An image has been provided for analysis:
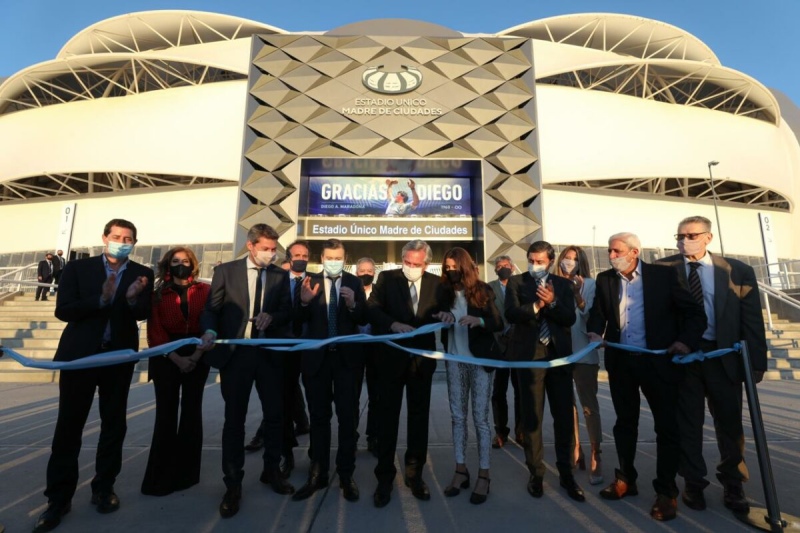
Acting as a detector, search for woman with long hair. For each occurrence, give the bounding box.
[141,246,211,496]
[438,247,503,504]
[555,245,604,485]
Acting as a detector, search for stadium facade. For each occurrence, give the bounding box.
[1,10,798,277]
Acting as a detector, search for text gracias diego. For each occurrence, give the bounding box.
[341,97,443,116]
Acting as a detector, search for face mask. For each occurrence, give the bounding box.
[290,259,308,273]
[528,263,548,280]
[323,260,344,277]
[610,253,633,273]
[677,238,705,257]
[445,270,462,284]
[254,250,274,267]
[358,274,374,287]
[169,264,192,280]
[403,264,424,282]
[496,267,512,281]
[560,259,577,274]
[107,242,133,259]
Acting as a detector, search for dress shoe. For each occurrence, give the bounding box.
[682,485,707,511]
[340,475,360,502]
[279,452,295,479]
[219,486,241,518]
[373,482,392,508]
[560,475,586,502]
[366,437,379,458]
[32,501,71,533]
[527,475,543,498]
[723,483,750,514]
[491,434,507,449]
[599,478,638,500]
[260,469,295,495]
[470,476,491,505]
[244,433,264,452]
[650,494,678,521]
[404,476,430,501]
[515,432,525,445]
[90,490,120,514]
[292,474,329,501]
[444,469,471,497]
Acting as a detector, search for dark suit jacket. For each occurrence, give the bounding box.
[367,269,443,376]
[587,261,707,382]
[54,255,153,361]
[657,253,767,380]
[440,282,504,360]
[300,271,367,376]
[53,256,65,274]
[200,258,291,369]
[37,260,54,282]
[505,273,576,361]
[489,279,513,353]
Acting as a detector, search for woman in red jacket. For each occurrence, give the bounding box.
[141,246,211,496]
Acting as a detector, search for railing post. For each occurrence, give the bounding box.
[763,293,774,332]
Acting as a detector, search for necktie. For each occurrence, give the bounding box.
[328,277,339,347]
[48,261,53,274]
[688,262,704,306]
[538,278,551,345]
[292,276,303,337]
[251,267,265,339]
[410,282,418,315]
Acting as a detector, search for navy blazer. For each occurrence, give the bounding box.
[505,272,576,361]
[657,253,767,380]
[200,258,291,369]
[54,255,153,361]
[299,271,367,376]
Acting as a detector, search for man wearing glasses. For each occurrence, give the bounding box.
[657,216,767,515]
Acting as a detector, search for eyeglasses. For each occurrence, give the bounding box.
[674,232,708,241]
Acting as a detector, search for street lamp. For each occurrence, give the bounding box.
[707,160,725,256]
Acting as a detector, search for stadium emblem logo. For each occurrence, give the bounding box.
[362,65,422,94]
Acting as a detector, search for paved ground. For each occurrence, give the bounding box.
[1,378,799,533]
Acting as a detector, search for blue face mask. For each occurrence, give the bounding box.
[528,263,548,280]
[107,241,133,259]
[323,260,344,278]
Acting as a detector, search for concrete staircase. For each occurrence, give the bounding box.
[2,292,800,382]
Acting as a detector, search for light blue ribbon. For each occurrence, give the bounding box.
[0,321,739,371]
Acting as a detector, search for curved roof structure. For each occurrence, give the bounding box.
[500,13,719,64]
[58,10,286,57]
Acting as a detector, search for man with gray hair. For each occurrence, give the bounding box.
[588,231,706,521]
[367,239,449,507]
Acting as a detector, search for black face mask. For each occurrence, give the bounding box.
[169,264,192,280]
[445,270,462,284]
[358,274,374,287]
[496,267,512,280]
[291,259,308,273]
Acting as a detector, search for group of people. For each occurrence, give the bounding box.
[35,250,66,301]
[31,215,766,532]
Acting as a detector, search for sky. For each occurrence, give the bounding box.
[0,0,798,105]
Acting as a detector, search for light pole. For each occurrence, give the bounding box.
[707,160,725,256]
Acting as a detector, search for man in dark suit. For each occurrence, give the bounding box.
[657,215,767,514]
[488,255,521,448]
[53,250,66,290]
[34,219,153,533]
[36,253,55,301]
[588,232,706,522]
[505,241,583,502]
[199,223,294,518]
[291,239,367,502]
[367,239,447,508]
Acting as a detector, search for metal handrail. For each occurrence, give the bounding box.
[0,263,37,280]
[758,281,800,332]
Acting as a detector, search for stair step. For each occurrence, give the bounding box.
[767,348,800,358]
[768,359,800,369]
[0,320,66,330]
[0,328,65,339]
[763,370,800,380]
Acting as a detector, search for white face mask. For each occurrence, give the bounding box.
[323,260,344,277]
[402,264,424,282]
[610,253,633,273]
[560,259,577,275]
[528,263,548,280]
[254,250,275,267]
[678,238,705,257]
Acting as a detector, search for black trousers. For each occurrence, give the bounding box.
[374,354,434,483]
[219,348,284,489]
[607,353,680,498]
[141,356,210,495]
[36,276,53,300]
[516,342,574,478]
[304,350,362,476]
[356,346,379,440]
[281,353,305,454]
[45,362,135,503]
[678,355,748,487]
[491,367,521,438]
